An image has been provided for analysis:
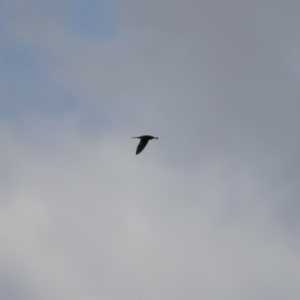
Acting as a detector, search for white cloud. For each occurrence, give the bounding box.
[0,116,299,299]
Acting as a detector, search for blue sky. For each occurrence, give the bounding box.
[0,0,117,121]
[1,0,300,299]
[41,0,118,39]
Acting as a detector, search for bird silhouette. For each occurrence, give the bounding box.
[132,135,158,154]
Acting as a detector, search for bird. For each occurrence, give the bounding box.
[132,135,158,155]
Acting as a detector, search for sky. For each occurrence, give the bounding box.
[1,0,300,299]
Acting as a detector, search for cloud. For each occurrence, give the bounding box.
[0,115,299,299]
[1,0,300,299]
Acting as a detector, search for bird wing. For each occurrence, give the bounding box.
[136,139,149,154]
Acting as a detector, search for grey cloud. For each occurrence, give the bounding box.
[51,0,300,221]
[1,1,300,299]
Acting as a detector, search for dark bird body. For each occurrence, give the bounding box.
[132,135,158,154]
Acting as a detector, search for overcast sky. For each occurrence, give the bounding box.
[1,0,300,299]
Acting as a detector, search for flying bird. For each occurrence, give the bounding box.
[132,135,158,155]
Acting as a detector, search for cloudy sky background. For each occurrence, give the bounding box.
[1,0,300,299]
